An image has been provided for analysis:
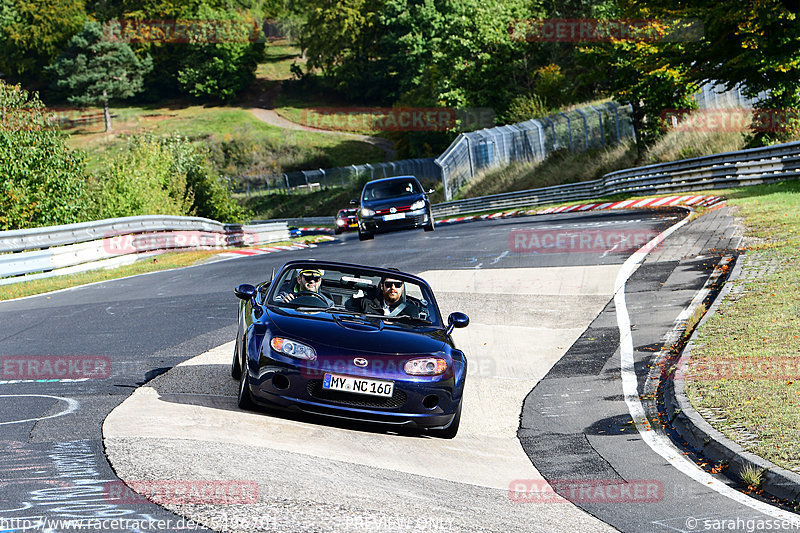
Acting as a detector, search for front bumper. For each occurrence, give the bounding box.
[359,209,429,233]
[246,358,460,429]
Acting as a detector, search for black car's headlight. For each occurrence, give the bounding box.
[404,357,447,376]
[360,208,375,217]
[270,337,317,361]
[410,200,426,210]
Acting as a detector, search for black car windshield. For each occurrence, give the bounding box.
[363,179,421,201]
[268,264,442,326]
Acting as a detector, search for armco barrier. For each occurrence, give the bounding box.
[432,139,800,217]
[0,216,288,286]
[4,139,800,284]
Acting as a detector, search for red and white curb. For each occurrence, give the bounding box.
[436,195,724,226]
[297,227,335,234]
[215,237,335,259]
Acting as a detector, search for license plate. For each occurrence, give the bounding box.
[383,213,405,221]
[323,373,394,397]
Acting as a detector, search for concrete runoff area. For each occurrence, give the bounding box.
[103,266,622,532]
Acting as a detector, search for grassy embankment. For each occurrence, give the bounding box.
[63,40,385,180]
[684,181,800,477]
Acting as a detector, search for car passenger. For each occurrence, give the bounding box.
[354,276,420,317]
[276,268,334,305]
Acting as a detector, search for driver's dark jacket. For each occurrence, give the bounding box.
[351,293,420,317]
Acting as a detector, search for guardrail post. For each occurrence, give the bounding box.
[559,112,573,152]
[576,109,589,150]
[320,168,326,188]
[283,173,290,194]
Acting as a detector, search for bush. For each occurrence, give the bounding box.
[0,80,89,230]
[90,134,246,222]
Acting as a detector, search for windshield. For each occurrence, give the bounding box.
[267,264,442,326]
[362,179,421,201]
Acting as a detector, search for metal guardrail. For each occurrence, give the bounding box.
[431,140,800,217]
[5,139,800,284]
[0,216,288,285]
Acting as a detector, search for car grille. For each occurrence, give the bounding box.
[307,380,407,409]
[375,205,411,215]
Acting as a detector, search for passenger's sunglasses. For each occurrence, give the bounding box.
[383,281,404,289]
[302,274,321,282]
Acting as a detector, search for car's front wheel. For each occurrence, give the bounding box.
[428,400,461,439]
[230,335,242,380]
[237,347,256,410]
[358,230,374,241]
[424,210,435,232]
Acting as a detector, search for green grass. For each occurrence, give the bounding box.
[257,41,305,81]
[684,181,800,474]
[64,104,386,177]
[0,235,331,302]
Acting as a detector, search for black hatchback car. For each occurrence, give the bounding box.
[353,176,435,240]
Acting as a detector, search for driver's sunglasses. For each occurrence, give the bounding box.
[302,274,321,282]
[383,281,404,289]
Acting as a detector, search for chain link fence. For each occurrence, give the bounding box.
[233,158,441,196]
[233,82,765,200]
[692,82,768,109]
[435,102,636,199]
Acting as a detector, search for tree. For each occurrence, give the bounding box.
[0,0,86,86]
[176,4,265,101]
[48,21,152,132]
[655,0,800,145]
[581,5,699,156]
[0,80,89,230]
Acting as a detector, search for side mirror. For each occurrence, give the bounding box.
[446,312,470,334]
[349,199,358,205]
[234,283,257,301]
[427,188,435,194]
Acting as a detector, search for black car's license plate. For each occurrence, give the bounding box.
[323,373,394,397]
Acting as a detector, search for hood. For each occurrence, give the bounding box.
[361,193,425,211]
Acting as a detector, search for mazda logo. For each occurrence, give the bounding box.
[353,358,368,367]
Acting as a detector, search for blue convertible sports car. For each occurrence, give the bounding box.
[232,260,470,438]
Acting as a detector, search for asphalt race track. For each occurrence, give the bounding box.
[2,207,796,532]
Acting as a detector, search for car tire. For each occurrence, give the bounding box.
[237,346,256,410]
[231,334,242,380]
[429,400,461,439]
[423,209,435,232]
[334,227,342,235]
[358,230,373,241]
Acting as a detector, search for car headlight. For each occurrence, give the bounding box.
[270,337,317,361]
[404,357,447,376]
[410,200,425,210]
[336,219,346,226]
[360,208,375,217]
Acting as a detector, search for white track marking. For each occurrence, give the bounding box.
[0,395,79,425]
[614,216,800,523]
